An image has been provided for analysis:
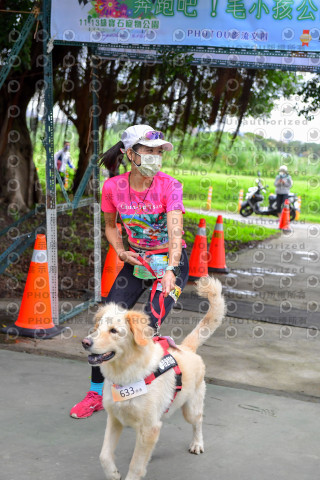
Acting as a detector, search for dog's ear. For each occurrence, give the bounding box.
[125,311,151,347]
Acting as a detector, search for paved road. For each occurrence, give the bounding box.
[1,350,320,480]
[186,208,320,317]
[186,207,315,230]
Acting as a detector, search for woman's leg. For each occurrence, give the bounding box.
[90,365,104,393]
[71,262,148,419]
[144,249,189,330]
[276,194,283,217]
[103,261,148,308]
[277,193,289,218]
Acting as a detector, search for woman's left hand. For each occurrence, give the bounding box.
[161,270,176,297]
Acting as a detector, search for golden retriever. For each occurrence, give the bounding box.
[82,276,225,480]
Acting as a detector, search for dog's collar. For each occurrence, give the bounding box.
[144,336,182,411]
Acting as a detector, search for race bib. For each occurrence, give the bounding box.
[155,284,182,304]
[169,285,181,303]
[133,253,169,279]
[111,380,148,402]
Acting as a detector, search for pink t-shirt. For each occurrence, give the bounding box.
[101,171,186,249]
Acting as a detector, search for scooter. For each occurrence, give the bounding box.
[240,173,298,221]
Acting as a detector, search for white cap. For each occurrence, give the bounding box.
[121,125,173,152]
[279,165,288,173]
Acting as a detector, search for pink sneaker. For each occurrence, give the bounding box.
[70,391,104,419]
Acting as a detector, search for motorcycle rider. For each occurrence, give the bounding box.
[274,165,293,217]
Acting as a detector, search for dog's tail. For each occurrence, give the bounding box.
[181,276,225,353]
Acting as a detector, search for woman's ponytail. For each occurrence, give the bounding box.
[98,141,124,169]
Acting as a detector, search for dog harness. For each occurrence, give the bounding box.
[144,336,182,410]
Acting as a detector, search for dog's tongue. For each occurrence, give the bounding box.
[88,352,114,365]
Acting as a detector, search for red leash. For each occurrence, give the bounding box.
[129,247,166,328]
[136,255,165,328]
[130,248,182,410]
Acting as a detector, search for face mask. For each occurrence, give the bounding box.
[64,145,70,151]
[132,151,162,177]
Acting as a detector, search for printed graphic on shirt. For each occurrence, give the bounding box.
[101,172,186,249]
[121,211,168,247]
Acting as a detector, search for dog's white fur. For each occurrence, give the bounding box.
[85,276,225,480]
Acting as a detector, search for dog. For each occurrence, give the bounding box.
[82,276,225,480]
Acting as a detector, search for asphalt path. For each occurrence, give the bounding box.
[1,350,320,480]
[186,207,313,230]
[184,209,319,325]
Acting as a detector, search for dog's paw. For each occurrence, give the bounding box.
[189,442,204,455]
[107,470,121,480]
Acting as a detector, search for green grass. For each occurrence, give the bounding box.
[32,123,319,224]
[163,167,318,223]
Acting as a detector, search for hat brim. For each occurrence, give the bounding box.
[136,139,173,151]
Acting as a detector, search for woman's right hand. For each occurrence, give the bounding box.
[118,251,142,266]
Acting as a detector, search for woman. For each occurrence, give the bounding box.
[274,165,293,217]
[70,124,189,419]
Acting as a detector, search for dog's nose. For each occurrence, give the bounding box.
[82,337,93,349]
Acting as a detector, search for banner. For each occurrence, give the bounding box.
[51,0,320,52]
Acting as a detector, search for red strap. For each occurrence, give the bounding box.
[144,372,156,385]
[144,337,181,386]
[152,336,182,376]
[136,255,165,327]
[144,336,182,413]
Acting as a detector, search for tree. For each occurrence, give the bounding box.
[53,51,303,178]
[0,1,303,212]
[0,1,76,209]
[117,61,301,156]
[53,49,193,192]
[0,1,43,212]
[296,73,320,121]
[53,47,127,193]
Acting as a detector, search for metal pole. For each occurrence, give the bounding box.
[42,0,59,325]
[91,56,101,303]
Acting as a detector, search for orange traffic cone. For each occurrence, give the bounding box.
[208,215,229,273]
[188,219,208,281]
[2,234,65,339]
[279,199,291,231]
[101,224,124,300]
